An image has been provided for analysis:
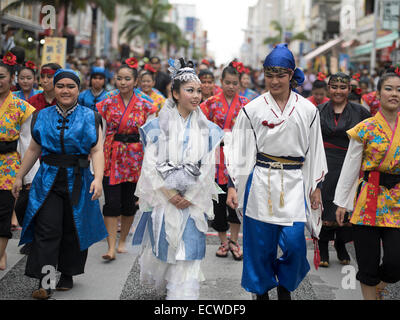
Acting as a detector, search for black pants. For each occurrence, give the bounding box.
[25,169,87,279]
[211,183,241,233]
[102,176,137,217]
[0,190,15,239]
[353,224,400,286]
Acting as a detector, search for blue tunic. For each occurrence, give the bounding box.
[19,104,108,251]
[78,89,108,111]
[13,89,42,101]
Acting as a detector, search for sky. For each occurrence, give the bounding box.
[169,0,258,65]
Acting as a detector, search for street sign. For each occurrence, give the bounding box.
[41,37,66,68]
[382,0,400,31]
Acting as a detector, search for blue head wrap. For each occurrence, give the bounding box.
[91,66,106,77]
[53,68,80,87]
[263,43,305,88]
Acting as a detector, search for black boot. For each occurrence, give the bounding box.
[277,285,291,300]
[56,274,73,291]
[19,243,32,255]
[256,291,269,300]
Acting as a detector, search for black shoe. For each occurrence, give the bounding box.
[56,274,73,291]
[277,285,291,300]
[20,243,32,255]
[256,292,269,300]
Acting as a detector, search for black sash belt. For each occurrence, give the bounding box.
[42,154,90,206]
[256,153,304,170]
[363,171,400,190]
[114,133,140,143]
[0,140,18,154]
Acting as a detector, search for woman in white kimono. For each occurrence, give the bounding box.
[225,44,327,300]
[130,58,224,300]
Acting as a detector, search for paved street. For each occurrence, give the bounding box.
[1,226,399,301]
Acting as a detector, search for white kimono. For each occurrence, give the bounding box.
[224,91,327,237]
[130,100,224,299]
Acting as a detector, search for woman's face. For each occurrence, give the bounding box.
[139,73,154,94]
[377,76,400,113]
[54,78,79,108]
[240,73,251,89]
[18,69,35,93]
[173,80,202,114]
[312,87,327,105]
[0,66,12,96]
[199,75,214,97]
[40,68,55,92]
[221,73,240,99]
[116,67,137,95]
[91,74,105,91]
[328,81,350,105]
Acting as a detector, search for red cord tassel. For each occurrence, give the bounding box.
[313,238,320,270]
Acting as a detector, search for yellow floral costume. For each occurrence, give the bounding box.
[0,92,35,190]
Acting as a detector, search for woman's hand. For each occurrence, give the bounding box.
[226,187,238,209]
[335,207,347,226]
[12,177,23,199]
[89,178,103,200]
[310,188,322,210]
[169,194,192,210]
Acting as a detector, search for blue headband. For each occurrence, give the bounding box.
[53,68,80,86]
[263,43,305,87]
[91,66,105,77]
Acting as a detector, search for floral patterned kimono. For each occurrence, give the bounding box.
[96,90,157,185]
[335,110,400,227]
[200,92,249,184]
[0,92,35,191]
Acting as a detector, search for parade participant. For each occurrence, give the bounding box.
[78,66,108,111]
[13,61,41,101]
[0,52,35,271]
[131,58,224,300]
[315,72,370,267]
[150,56,171,98]
[361,90,380,116]
[198,69,217,103]
[96,57,157,261]
[12,69,107,299]
[200,61,249,261]
[239,66,259,101]
[334,68,400,300]
[224,44,327,300]
[307,72,329,106]
[28,63,61,112]
[138,64,166,115]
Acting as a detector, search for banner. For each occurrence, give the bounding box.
[41,37,67,68]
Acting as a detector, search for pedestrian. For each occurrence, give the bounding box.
[12,68,107,299]
[198,69,217,103]
[301,69,316,98]
[137,63,166,116]
[13,61,42,101]
[96,57,157,261]
[307,72,329,106]
[334,67,400,300]
[150,56,171,98]
[0,52,35,271]
[78,66,108,111]
[224,44,327,300]
[239,67,259,101]
[28,63,61,112]
[131,58,224,300]
[200,61,250,261]
[315,72,370,268]
[0,26,16,56]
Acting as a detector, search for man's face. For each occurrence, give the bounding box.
[264,69,292,96]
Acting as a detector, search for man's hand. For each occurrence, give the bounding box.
[226,187,238,209]
[310,188,322,210]
[335,207,347,226]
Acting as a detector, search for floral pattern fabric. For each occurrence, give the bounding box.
[97,90,157,185]
[361,91,380,116]
[200,92,249,184]
[347,111,400,227]
[0,92,35,190]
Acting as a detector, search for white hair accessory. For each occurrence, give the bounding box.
[168,58,200,83]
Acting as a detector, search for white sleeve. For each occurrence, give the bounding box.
[17,115,40,185]
[333,138,363,210]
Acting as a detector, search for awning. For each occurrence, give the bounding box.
[303,37,343,61]
[1,14,44,32]
[353,31,399,56]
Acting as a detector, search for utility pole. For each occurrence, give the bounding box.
[281,0,287,43]
[370,0,379,72]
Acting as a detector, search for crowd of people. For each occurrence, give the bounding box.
[1,41,400,301]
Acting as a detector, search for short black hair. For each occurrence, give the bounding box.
[377,66,400,92]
